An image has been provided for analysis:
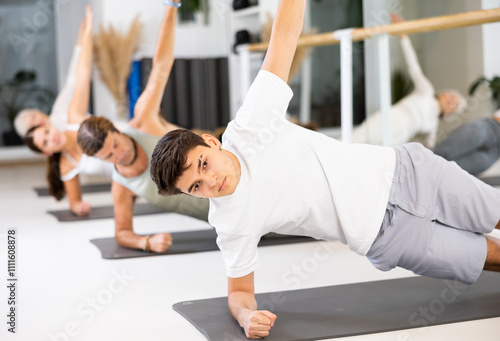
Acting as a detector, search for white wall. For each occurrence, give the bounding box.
[482,0,500,79]
[362,0,411,116]
[96,0,228,59]
[363,0,500,121]
[55,0,500,122]
[418,0,482,97]
[90,0,229,120]
[55,0,91,91]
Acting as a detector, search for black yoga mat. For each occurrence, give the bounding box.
[90,229,316,259]
[48,203,162,222]
[174,271,500,341]
[35,183,111,197]
[479,176,500,187]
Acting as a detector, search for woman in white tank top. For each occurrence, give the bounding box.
[24,7,113,216]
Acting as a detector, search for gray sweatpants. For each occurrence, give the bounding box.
[433,118,500,175]
[367,143,500,284]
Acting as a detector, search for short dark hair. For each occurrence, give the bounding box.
[150,129,209,196]
[77,117,118,156]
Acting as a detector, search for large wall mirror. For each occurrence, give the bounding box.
[0,0,58,146]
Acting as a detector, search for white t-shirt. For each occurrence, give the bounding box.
[210,71,396,278]
[352,37,440,148]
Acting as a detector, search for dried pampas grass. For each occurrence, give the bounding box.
[261,13,317,84]
[94,16,143,118]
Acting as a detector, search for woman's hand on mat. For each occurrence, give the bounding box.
[72,201,91,216]
[241,309,276,339]
[149,233,173,252]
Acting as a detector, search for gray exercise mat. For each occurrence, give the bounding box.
[35,183,111,196]
[173,271,500,340]
[48,203,162,222]
[479,176,500,187]
[90,230,316,259]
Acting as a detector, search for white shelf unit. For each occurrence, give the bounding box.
[228,5,260,119]
[232,5,260,19]
[226,1,312,123]
[227,2,279,119]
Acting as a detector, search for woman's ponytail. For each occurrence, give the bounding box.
[47,153,65,200]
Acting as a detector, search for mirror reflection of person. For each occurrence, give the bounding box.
[433,109,500,175]
[352,13,466,148]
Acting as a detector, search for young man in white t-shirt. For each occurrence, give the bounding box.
[150,1,500,338]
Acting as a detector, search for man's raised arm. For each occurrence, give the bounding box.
[131,2,179,129]
[261,0,306,83]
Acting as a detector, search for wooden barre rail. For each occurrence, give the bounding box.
[248,7,500,52]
